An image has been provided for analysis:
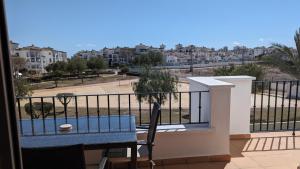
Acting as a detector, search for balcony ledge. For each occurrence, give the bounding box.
[137,123,214,134]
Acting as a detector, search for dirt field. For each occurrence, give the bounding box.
[20,79,191,109]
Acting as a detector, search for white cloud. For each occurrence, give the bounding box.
[259,38,265,42]
[233,41,241,46]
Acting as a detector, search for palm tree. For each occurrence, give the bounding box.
[272,28,300,72]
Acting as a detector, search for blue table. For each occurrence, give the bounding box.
[20,115,137,169]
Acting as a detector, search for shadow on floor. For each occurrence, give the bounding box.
[243,135,300,152]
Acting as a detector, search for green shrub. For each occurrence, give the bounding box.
[24,102,53,119]
[214,63,264,80]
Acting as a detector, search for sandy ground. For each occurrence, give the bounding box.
[20,79,192,109]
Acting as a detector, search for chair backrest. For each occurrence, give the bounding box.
[22,144,86,169]
[147,102,161,144]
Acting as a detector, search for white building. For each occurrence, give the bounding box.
[165,55,178,65]
[13,44,67,74]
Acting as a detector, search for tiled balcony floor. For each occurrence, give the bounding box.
[87,132,300,169]
[144,132,300,169]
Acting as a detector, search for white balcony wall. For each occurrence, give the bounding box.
[215,76,255,135]
[136,77,234,160]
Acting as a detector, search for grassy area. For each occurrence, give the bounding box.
[251,107,300,131]
[251,107,300,123]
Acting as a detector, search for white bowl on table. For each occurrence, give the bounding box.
[59,124,73,132]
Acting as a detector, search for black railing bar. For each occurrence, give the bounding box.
[96,95,100,116]
[63,96,67,124]
[86,96,90,132]
[52,97,57,134]
[41,97,46,134]
[129,94,132,131]
[280,81,286,130]
[259,81,264,131]
[169,93,172,124]
[107,95,111,132]
[189,91,192,124]
[138,94,142,126]
[159,93,162,125]
[293,81,299,136]
[149,94,151,122]
[96,95,100,132]
[287,81,293,130]
[273,81,278,130]
[253,82,257,131]
[199,91,202,123]
[179,92,182,124]
[17,98,23,135]
[75,96,79,133]
[29,97,35,136]
[266,82,271,131]
[118,94,121,131]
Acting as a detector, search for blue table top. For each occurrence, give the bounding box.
[20,115,137,149]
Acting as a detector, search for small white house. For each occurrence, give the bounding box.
[165,55,178,64]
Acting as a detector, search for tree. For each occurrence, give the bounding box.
[87,57,106,75]
[14,78,33,97]
[66,57,87,74]
[120,65,129,74]
[132,67,178,104]
[56,93,74,112]
[272,28,300,72]
[133,51,163,66]
[45,61,68,87]
[67,58,87,83]
[45,61,67,73]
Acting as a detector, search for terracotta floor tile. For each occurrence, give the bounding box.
[90,132,300,169]
[264,166,293,169]
[231,157,260,168]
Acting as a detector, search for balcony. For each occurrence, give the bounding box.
[15,76,300,169]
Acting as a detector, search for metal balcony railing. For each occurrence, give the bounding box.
[251,80,300,135]
[16,91,209,136]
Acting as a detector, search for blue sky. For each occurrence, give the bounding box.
[5,0,300,56]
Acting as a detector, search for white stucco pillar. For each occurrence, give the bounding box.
[214,76,255,135]
[189,76,255,136]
